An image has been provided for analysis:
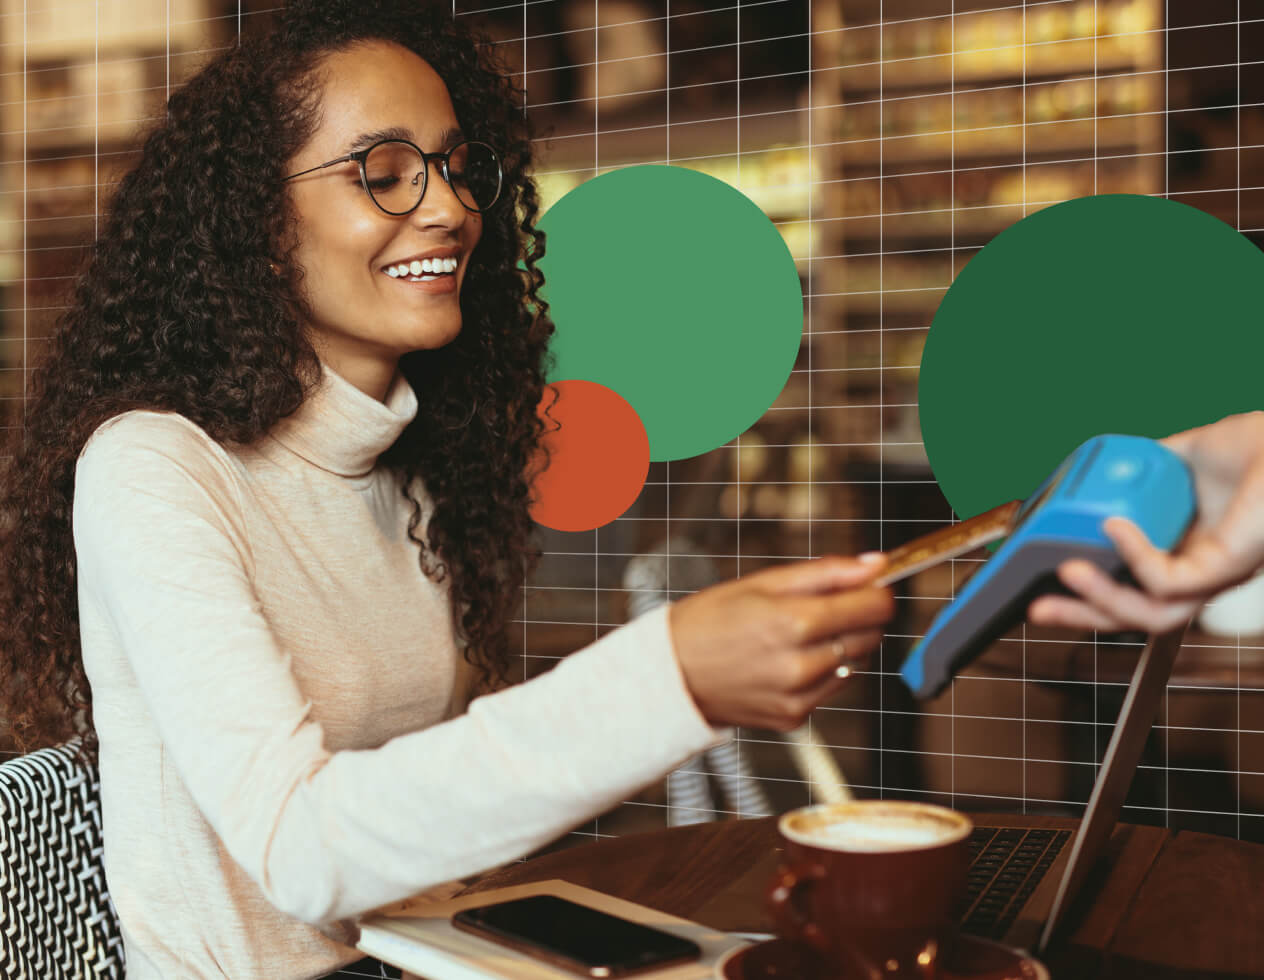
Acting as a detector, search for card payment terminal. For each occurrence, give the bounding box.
[900,434,1196,699]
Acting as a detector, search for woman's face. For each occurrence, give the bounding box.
[285,41,483,400]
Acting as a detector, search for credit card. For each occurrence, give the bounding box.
[872,500,1020,588]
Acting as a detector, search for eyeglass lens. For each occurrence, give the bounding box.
[363,140,502,214]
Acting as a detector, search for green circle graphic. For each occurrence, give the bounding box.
[919,194,1264,519]
[538,165,804,462]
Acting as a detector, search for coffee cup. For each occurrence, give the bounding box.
[767,800,972,979]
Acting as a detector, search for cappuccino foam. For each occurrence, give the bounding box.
[784,803,969,853]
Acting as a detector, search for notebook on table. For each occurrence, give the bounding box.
[355,879,749,980]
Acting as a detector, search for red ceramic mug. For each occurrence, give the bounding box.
[767,801,972,980]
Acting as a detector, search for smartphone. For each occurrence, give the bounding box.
[451,894,702,977]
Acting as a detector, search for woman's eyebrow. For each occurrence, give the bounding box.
[436,126,465,149]
[346,126,466,154]
[347,126,413,152]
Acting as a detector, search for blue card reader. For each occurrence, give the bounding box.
[900,434,1196,699]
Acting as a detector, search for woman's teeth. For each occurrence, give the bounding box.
[386,257,459,279]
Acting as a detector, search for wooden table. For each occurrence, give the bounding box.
[462,813,1264,979]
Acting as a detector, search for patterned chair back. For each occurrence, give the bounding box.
[0,739,126,978]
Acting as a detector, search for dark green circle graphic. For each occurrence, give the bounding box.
[919,194,1264,519]
[538,165,804,462]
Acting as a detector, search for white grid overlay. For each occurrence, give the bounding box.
[0,0,1259,852]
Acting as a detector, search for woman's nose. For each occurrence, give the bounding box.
[409,161,468,229]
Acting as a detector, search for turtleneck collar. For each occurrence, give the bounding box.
[268,362,419,478]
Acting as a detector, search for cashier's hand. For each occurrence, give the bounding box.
[1029,411,1264,634]
[669,555,894,731]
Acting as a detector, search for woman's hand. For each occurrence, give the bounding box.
[1029,411,1264,633]
[669,555,894,730]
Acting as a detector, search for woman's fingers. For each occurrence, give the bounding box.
[669,555,898,730]
[777,586,896,646]
[827,627,884,672]
[779,669,851,729]
[747,553,887,597]
[788,628,885,688]
[763,648,865,731]
[755,629,885,730]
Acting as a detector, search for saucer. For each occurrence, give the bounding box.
[716,935,1049,980]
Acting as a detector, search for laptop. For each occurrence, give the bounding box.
[960,624,1184,955]
[695,624,1185,957]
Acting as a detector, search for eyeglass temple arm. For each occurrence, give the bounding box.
[283,153,357,182]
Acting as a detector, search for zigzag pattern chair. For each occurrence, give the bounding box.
[0,739,126,978]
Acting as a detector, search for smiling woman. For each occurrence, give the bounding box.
[0,5,557,976]
[0,1,894,978]
[281,44,490,399]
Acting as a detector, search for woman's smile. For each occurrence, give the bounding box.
[381,246,462,292]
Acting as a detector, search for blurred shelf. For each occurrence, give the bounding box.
[0,0,220,282]
[838,115,1149,167]
[837,455,935,480]
[807,0,1164,525]
[536,118,817,263]
[535,97,806,176]
[840,286,948,314]
[3,29,203,63]
[834,43,1150,93]
[838,204,1031,242]
[0,0,211,63]
[13,123,149,155]
[845,444,931,468]
[21,216,98,246]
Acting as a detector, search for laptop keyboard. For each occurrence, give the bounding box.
[959,826,1072,939]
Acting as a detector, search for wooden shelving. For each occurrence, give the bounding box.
[0,0,212,62]
[837,114,1154,165]
[832,45,1149,92]
[813,0,1166,475]
[0,0,228,382]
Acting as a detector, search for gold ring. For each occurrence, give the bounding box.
[832,637,850,679]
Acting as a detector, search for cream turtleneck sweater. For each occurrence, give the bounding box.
[74,365,724,980]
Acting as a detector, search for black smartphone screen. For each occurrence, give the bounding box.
[451,894,702,977]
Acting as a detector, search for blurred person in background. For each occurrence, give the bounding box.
[0,1,893,977]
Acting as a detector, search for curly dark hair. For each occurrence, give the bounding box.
[0,0,553,757]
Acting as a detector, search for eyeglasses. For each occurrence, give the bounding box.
[284,138,503,215]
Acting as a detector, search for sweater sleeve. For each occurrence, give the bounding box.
[73,414,728,925]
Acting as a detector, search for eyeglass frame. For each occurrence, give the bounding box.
[282,137,504,215]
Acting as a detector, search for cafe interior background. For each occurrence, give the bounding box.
[1,0,1261,853]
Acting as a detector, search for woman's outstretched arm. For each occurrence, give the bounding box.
[75,412,891,926]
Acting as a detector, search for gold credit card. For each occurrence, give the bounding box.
[872,500,1021,588]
